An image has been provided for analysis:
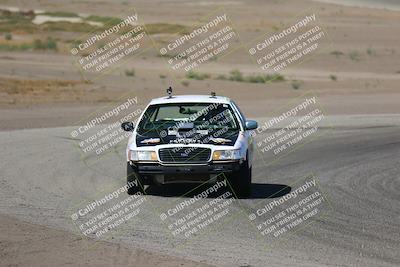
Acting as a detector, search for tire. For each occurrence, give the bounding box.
[127,163,145,195]
[230,160,252,198]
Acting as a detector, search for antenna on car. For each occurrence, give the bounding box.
[166,86,173,98]
[210,91,216,98]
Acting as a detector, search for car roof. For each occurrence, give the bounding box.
[149,95,232,105]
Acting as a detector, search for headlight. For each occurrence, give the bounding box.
[130,150,157,161]
[212,149,242,161]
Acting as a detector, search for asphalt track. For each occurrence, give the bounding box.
[0,115,399,266]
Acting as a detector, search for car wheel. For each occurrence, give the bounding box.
[230,160,252,198]
[127,162,145,195]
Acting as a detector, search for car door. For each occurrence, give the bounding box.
[230,101,254,165]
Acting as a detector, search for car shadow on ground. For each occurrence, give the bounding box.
[250,183,291,198]
[144,183,291,199]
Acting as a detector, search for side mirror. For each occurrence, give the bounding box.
[245,120,258,130]
[121,121,135,131]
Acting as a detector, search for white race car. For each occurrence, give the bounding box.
[121,90,258,197]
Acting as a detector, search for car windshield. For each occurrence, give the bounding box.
[137,102,239,134]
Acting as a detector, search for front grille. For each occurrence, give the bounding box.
[159,147,211,163]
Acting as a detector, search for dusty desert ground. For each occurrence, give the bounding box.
[0,0,399,266]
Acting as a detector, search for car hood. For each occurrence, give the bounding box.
[136,130,239,147]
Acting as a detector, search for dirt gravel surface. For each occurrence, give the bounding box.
[0,215,213,267]
[0,115,399,267]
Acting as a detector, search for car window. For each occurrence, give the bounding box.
[137,103,240,134]
[231,101,246,127]
[155,105,205,121]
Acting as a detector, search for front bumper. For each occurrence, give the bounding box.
[130,161,241,184]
